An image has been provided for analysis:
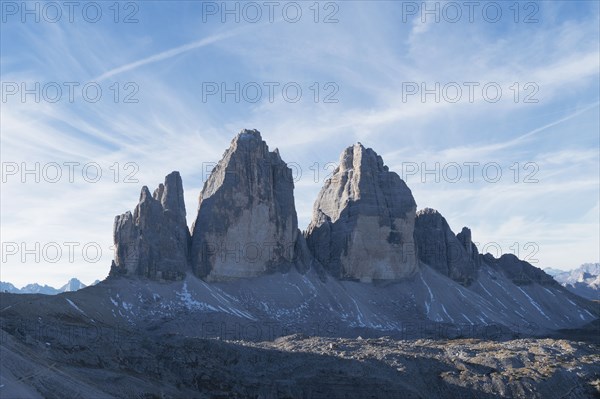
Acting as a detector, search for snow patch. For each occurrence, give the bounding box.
[441,304,454,323]
[350,297,366,327]
[478,281,494,298]
[517,286,550,320]
[65,298,86,315]
[177,281,217,312]
[542,287,556,297]
[420,274,433,317]
[455,288,468,299]
[566,298,578,307]
[178,281,256,320]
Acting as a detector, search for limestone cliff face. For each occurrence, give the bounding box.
[106,129,559,296]
[413,208,478,285]
[305,144,418,282]
[190,129,305,280]
[111,171,190,280]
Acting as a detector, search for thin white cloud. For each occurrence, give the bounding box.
[92,28,245,82]
[382,101,599,162]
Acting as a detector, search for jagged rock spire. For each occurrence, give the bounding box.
[111,171,190,280]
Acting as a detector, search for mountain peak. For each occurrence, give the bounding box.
[112,171,190,280]
[338,142,389,175]
[306,145,417,282]
[416,207,440,217]
[60,278,86,292]
[191,129,307,280]
[235,128,262,142]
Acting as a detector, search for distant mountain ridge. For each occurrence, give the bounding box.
[543,267,566,277]
[0,278,98,294]
[551,263,600,301]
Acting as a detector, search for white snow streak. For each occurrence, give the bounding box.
[441,304,454,323]
[65,298,86,315]
[420,274,433,316]
[517,286,550,320]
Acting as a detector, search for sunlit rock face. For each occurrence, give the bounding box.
[190,129,306,280]
[305,143,418,282]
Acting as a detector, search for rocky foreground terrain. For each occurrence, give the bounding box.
[1,314,599,399]
[1,265,597,399]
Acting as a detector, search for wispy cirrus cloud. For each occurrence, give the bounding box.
[1,1,598,286]
[92,28,248,82]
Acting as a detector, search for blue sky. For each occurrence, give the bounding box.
[1,0,599,287]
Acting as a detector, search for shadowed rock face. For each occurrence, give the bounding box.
[483,253,557,286]
[190,129,304,280]
[305,143,418,282]
[456,226,481,268]
[111,171,190,280]
[413,208,478,285]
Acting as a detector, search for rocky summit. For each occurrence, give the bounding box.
[305,143,419,282]
[191,129,309,280]
[111,171,190,280]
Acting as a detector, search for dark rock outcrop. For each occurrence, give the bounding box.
[305,143,418,282]
[190,129,305,280]
[482,253,557,286]
[414,208,477,285]
[111,171,190,280]
[456,227,482,268]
